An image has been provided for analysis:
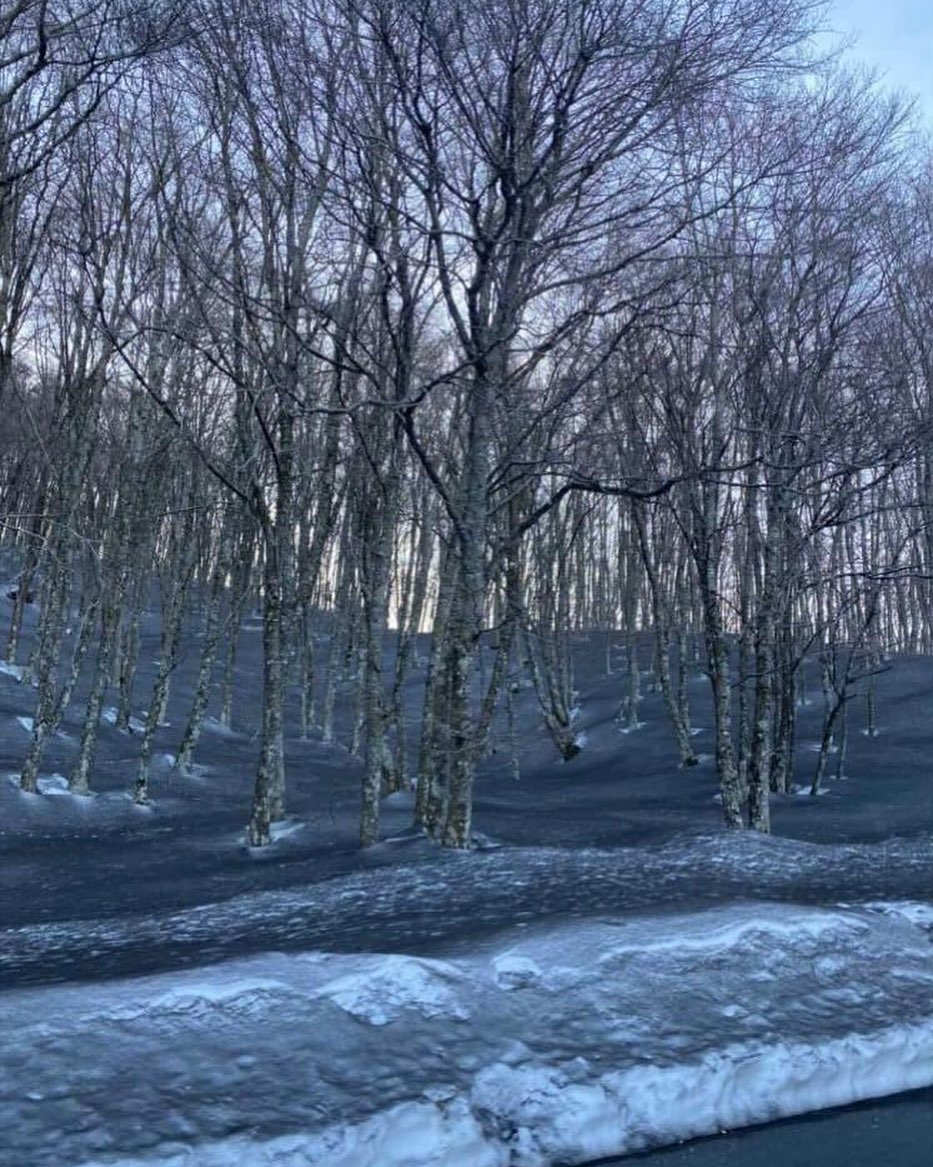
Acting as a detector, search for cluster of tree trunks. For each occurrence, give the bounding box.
[0,0,930,847]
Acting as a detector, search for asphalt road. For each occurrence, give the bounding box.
[596,1086,933,1166]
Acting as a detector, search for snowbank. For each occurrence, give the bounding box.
[4,900,933,1167]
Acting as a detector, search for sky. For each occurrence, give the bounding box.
[826,0,933,125]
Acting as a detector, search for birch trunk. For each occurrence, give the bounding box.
[175,516,238,773]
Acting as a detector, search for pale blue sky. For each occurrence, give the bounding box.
[826,0,933,124]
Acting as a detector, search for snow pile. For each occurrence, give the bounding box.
[200,717,240,738]
[5,772,84,797]
[316,954,471,1025]
[863,900,933,930]
[36,773,71,796]
[491,953,544,990]
[3,900,933,1167]
[471,1025,933,1163]
[90,1098,504,1167]
[101,707,146,733]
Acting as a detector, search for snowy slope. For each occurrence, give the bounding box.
[4,617,933,1165]
[3,900,933,1167]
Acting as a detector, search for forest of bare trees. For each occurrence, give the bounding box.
[3,0,933,848]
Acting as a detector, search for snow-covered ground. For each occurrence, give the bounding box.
[3,896,933,1167]
[3,616,933,1164]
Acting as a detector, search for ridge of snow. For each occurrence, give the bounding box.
[315,954,471,1026]
[5,900,933,1167]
